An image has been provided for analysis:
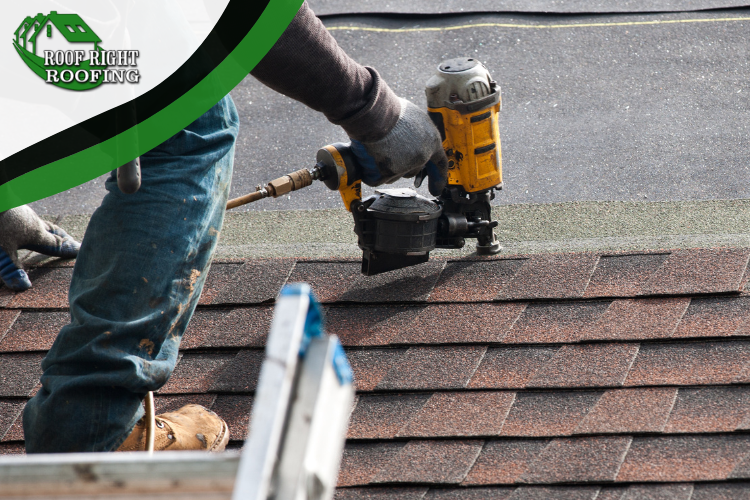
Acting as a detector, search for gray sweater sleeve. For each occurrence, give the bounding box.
[250,2,400,142]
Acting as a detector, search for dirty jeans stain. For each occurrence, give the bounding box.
[23,96,239,453]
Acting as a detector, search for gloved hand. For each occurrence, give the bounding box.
[0,206,81,291]
[350,98,449,196]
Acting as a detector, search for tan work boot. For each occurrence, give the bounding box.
[117,404,229,452]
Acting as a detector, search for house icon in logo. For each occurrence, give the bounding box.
[15,11,101,56]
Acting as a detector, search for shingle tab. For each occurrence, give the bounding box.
[519,436,632,483]
[0,311,68,352]
[325,305,422,346]
[574,388,677,434]
[211,260,293,304]
[468,347,559,389]
[641,248,750,295]
[0,400,25,441]
[335,487,429,499]
[464,441,550,485]
[424,487,514,499]
[500,391,602,437]
[6,268,73,309]
[507,486,600,500]
[621,484,694,500]
[398,392,516,438]
[582,298,689,341]
[346,348,405,391]
[498,254,598,300]
[373,440,484,484]
[349,394,431,439]
[179,310,231,349]
[429,260,526,302]
[401,303,526,344]
[675,297,750,338]
[197,263,243,305]
[624,341,750,386]
[0,353,44,397]
[191,307,273,348]
[211,394,253,441]
[339,442,407,487]
[503,302,607,344]
[528,344,640,388]
[377,346,486,390]
[664,387,750,433]
[209,350,264,393]
[0,310,19,343]
[584,253,669,298]
[617,435,750,481]
[159,353,236,394]
[692,482,750,500]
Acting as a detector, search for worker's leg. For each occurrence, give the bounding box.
[23,96,239,453]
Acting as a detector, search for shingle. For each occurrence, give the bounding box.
[159,352,236,394]
[507,487,600,500]
[428,260,526,302]
[0,310,19,343]
[527,344,640,388]
[500,391,602,437]
[624,341,750,386]
[463,440,550,485]
[692,482,750,500]
[664,387,750,433]
[0,400,25,441]
[728,452,750,479]
[285,262,361,302]
[209,350,264,393]
[348,394,431,439]
[617,435,750,481]
[424,487,515,499]
[338,442,406,487]
[584,253,669,298]
[621,484,694,500]
[582,299,689,341]
[3,415,23,442]
[339,261,445,303]
[325,305,423,346]
[377,346,486,390]
[401,303,526,344]
[0,443,24,455]
[153,394,216,414]
[676,297,750,338]
[574,388,677,434]
[179,310,229,349]
[0,354,44,397]
[398,392,516,438]
[211,260,294,304]
[346,348,405,392]
[468,347,559,389]
[0,311,68,352]
[503,302,608,344]
[641,248,750,295]
[211,395,253,441]
[335,487,429,499]
[594,486,628,500]
[498,254,598,300]
[373,440,484,484]
[197,263,243,305]
[196,307,274,348]
[7,267,73,309]
[519,436,632,483]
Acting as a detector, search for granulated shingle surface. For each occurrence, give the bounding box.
[3,249,750,495]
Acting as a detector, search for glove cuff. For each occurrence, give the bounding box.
[336,67,401,143]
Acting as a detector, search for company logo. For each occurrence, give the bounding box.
[13,11,140,91]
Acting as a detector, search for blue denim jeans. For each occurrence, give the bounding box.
[23,96,239,453]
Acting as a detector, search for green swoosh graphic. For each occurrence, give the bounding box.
[0,0,303,212]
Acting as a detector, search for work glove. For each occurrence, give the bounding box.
[350,98,449,196]
[0,205,80,291]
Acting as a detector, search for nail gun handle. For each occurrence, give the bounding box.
[117,157,141,194]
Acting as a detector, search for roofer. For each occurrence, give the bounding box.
[0,2,448,453]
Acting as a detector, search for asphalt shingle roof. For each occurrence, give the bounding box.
[2,248,750,497]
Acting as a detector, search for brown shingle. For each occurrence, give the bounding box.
[0,311,67,352]
[398,392,516,438]
[335,487,429,499]
[401,303,526,344]
[429,260,526,302]
[621,484,694,499]
[675,297,750,338]
[641,248,750,295]
[159,353,235,394]
[0,353,44,397]
[692,483,750,500]
[196,263,243,305]
[211,260,293,304]
[0,443,25,455]
[0,400,25,441]
[581,299,689,341]
[211,394,253,441]
[424,487,514,499]
[468,347,559,389]
[498,254,598,300]
[179,310,230,349]
[197,307,273,348]
[348,394,431,439]
[507,486,600,499]
[519,436,632,483]
[527,344,640,388]
[503,302,608,344]
[153,394,216,414]
[209,350,264,393]
[7,268,73,309]
[377,346,486,391]
[346,348,405,391]
[0,310,19,343]
[500,391,602,437]
[339,442,406,487]
[463,441,550,485]
[574,388,677,434]
[617,435,750,481]
[325,305,423,346]
[664,387,750,433]
[373,440,484,484]
[624,341,750,386]
[584,253,669,298]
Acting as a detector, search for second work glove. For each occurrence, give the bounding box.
[350,98,449,196]
[0,205,81,291]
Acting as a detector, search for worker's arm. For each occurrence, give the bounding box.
[251,2,448,195]
[0,206,80,291]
